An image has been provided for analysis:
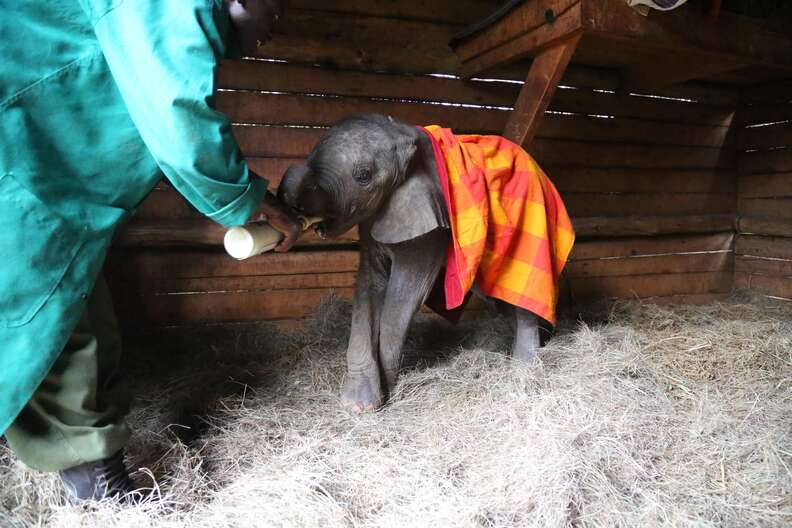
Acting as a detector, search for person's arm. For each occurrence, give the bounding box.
[83,0,277,229]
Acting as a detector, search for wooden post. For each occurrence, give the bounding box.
[503,35,580,147]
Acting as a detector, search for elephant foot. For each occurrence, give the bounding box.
[341,367,384,413]
[383,368,399,393]
[512,308,540,362]
[512,343,538,362]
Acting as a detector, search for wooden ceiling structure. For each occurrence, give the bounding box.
[452,0,792,146]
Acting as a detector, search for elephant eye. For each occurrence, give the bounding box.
[353,167,372,185]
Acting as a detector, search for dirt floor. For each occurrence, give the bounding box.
[2,294,791,527]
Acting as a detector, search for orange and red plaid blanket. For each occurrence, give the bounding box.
[421,125,575,325]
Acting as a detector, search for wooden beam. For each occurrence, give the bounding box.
[581,0,792,69]
[453,0,580,62]
[458,1,583,78]
[503,35,580,147]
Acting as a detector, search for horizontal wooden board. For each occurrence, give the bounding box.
[530,140,735,170]
[119,212,738,250]
[739,103,792,127]
[738,198,792,220]
[218,58,739,108]
[136,188,734,224]
[232,125,324,159]
[248,158,301,183]
[539,114,734,148]
[566,251,731,278]
[741,79,792,106]
[734,273,792,299]
[704,65,792,88]
[571,232,733,260]
[107,240,732,291]
[258,10,462,74]
[741,122,792,150]
[147,272,358,295]
[233,130,736,173]
[735,255,792,277]
[619,293,732,306]
[231,124,734,166]
[738,172,792,198]
[549,90,735,127]
[217,89,736,130]
[217,60,520,107]
[572,215,734,237]
[735,235,792,260]
[138,167,738,224]
[217,91,509,133]
[739,149,792,174]
[115,218,358,248]
[562,192,733,217]
[106,248,360,280]
[115,286,357,324]
[567,271,733,299]
[113,270,733,325]
[249,161,740,208]
[111,252,734,290]
[550,167,735,193]
[548,65,739,106]
[229,114,733,154]
[737,216,792,237]
[108,233,735,283]
[288,0,501,25]
[130,201,737,250]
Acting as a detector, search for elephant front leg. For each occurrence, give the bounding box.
[379,230,447,391]
[342,244,388,413]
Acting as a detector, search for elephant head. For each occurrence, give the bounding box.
[277,114,448,243]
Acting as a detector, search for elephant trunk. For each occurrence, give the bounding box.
[277,165,312,210]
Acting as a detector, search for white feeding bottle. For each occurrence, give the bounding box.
[224,216,322,260]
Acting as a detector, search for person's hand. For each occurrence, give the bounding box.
[250,191,301,252]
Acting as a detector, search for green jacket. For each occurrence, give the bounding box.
[0,0,267,434]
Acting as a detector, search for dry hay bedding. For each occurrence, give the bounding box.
[1,294,791,527]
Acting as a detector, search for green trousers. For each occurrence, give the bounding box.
[4,276,131,472]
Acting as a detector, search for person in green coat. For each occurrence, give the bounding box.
[0,0,298,502]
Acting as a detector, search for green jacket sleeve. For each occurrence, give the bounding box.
[85,0,265,227]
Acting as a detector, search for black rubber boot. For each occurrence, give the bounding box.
[59,450,143,503]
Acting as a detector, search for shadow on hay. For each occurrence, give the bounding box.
[115,295,519,468]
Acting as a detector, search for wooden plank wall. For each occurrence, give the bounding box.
[734,80,792,300]
[106,0,740,326]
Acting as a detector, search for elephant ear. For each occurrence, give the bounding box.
[370,169,449,244]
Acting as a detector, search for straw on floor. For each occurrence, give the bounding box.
[2,294,790,527]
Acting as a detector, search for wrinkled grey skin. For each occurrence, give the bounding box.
[278,114,542,412]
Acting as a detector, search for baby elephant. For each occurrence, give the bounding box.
[278,114,574,412]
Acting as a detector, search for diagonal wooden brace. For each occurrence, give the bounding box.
[503,34,581,148]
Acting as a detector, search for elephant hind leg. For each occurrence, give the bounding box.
[512,307,541,362]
